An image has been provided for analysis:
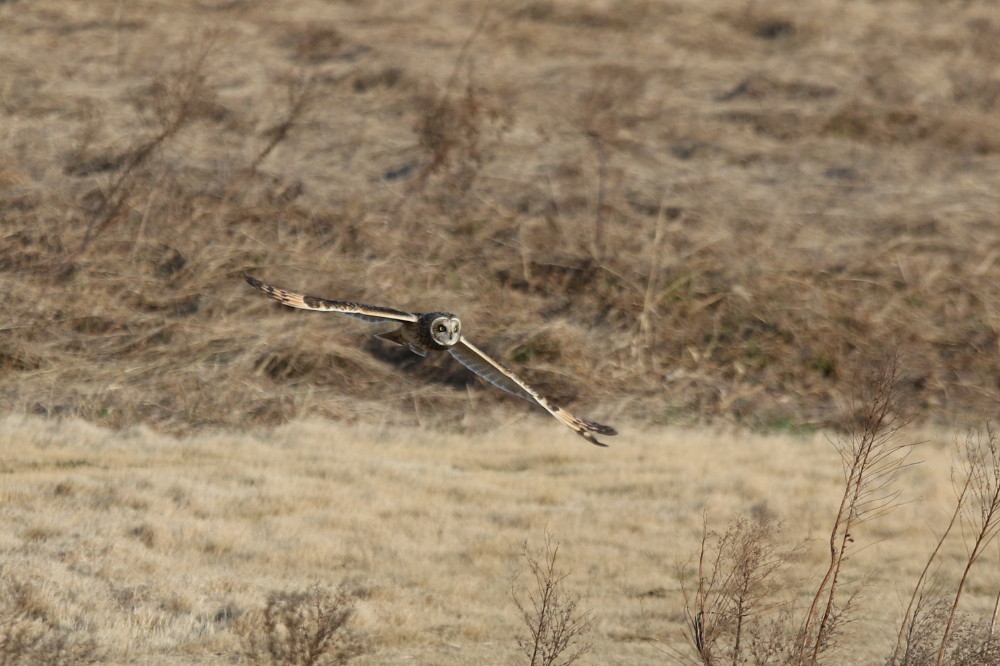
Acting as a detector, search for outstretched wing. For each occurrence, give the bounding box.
[449,337,617,447]
[244,275,419,323]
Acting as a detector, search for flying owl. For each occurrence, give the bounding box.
[244,275,617,446]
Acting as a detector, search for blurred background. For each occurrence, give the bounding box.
[2,0,999,435]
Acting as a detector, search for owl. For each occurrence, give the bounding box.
[244,275,616,446]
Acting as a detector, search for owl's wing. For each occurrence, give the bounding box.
[449,336,617,447]
[244,275,419,323]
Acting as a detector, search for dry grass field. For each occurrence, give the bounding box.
[2,414,998,665]
[2,0,1000,431]
[2,0,1000,663]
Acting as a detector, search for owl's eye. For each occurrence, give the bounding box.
[437,325,446,332]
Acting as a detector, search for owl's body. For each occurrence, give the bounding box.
[244,275,616,446]
[376,311,461,356]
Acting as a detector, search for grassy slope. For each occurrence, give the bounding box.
[1,0,999,433]
[2,415,993,664]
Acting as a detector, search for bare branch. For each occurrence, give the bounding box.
[798,354,914,664]
[510,531,593,666]
[936,424,1000,665]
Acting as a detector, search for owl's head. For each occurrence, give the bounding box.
[429,314,461,347]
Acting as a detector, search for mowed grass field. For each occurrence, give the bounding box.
[3,0,1000,663]
[2,415,995,664]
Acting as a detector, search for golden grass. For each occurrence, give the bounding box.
[1,415,997,663]
[2,0,1000,661]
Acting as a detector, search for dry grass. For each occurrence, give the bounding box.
[673,357,996,666]
[1,0,999,434]
[2,0,1000,662]
[2,415,999,664]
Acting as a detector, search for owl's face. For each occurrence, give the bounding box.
[429,315,461,347]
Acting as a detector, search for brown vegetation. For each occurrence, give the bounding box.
[677,362,1000,665]
[1,412,999,663]
[2,0,999,436]
[3,0,1000,663]
[0,577,100,665]
[511,532,593,666]
[239,583,368,665]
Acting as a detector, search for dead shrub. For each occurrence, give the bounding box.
[399,6,513,210]
[67,32,223,268]
[239,583,367,666]
[677,355,915,665]
[796,355,913,663]
[889,424,1000,666]
[891,592,1000,666]
[681,513,793,665]
[510,531,593,666]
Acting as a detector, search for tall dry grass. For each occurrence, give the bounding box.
[1,0,999,437]
[890,424,1000,666]
[675,359,1000,665]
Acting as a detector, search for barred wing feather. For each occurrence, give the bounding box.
[449,337,616,447]
[244,275,418,323]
